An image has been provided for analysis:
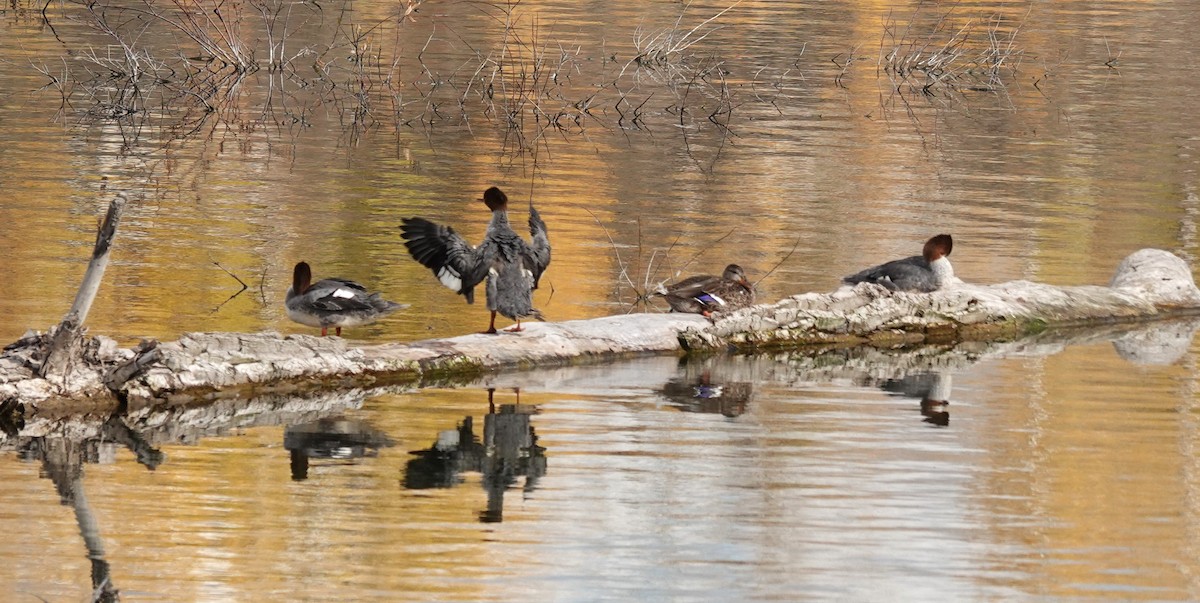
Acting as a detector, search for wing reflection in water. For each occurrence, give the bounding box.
[877,372,953,427]
[659,356,755,417]
[284,417,395,481]
[404,388,546,523]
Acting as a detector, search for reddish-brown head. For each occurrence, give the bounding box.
[922,234,953,262]
[480,187,509,212]
[292,261,313,293]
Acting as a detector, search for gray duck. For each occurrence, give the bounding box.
[285,261,407,336]
[400,187,551,334]
[842,234,954,292]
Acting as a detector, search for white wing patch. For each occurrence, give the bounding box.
[703,293,727,306]
[332,288,356,299]
[437,266,462,291]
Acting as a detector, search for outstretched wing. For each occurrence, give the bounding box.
[524,206,551,289]
[400,217,489,304]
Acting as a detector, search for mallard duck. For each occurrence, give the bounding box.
[400,186,551,334]
[842,234,955,292]
[285,261,407,336]
[656,264,755,316]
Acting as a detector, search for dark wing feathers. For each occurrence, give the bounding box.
[400,217,489,303]
[842,255,931,291]
[307,279,374,312]
[524,206,552,289]
[662,275,717,301]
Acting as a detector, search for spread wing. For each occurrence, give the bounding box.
[524,206,551,289]
[400,217,489,304]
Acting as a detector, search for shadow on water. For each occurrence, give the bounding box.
[0,317,1197,596]
[404,388,547,523]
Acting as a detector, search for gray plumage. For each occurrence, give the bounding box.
[400,187,551,333]
[842,234,954,292]
[286,262,407,336]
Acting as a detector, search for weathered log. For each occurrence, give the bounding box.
[682,248,1200,350]
[38,193,128,384]
[5,316,1191,454]
[0,248,1196,414]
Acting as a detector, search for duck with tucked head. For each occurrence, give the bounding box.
[400,187,551,334]
[286,261,408,336]
[656,264,755,317]
[842,234,955,292]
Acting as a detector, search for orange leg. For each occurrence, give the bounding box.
[504,317,524,333]
[335,326,342,336]
[320,327,328,336]
[482,311,499,334]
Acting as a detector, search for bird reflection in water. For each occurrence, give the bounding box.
[659,357,755,417]
[877,372,952,427]
[404,388,546,523]
[284,417,394,481]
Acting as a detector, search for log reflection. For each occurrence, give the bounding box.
[404,388,546,523]
[16,414,163,602]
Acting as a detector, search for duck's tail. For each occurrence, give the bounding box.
[374,297,410,315]
[526,308,547,322]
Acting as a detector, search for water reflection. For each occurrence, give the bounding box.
[284,417,394,481]
[659,356,755,417]
[877,372,952,427]
[404,388,546,523]
[0,318,1197,600]
[14,413,166,603]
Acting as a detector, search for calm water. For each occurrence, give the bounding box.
[3,323,1200,601]
[2,0,1200,600]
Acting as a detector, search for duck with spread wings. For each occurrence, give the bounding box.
[400,187,551,334]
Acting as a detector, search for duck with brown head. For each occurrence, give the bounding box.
[285,262,408,336]
[655,264,756,317]
[400,187,551,334]
[842,234,955,292]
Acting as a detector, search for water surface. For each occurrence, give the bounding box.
[2,0,1200,600]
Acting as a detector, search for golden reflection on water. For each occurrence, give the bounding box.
[3,0,1200,599]
[0,0,1195,343]
[1,336,1200,599]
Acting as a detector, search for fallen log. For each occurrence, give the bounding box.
[0,248,1196,414]
[683,248,1200,350]
[6,316,1193,452]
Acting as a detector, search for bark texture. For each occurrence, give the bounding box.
[682,248,1200,350]
[0,248,1195,413]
